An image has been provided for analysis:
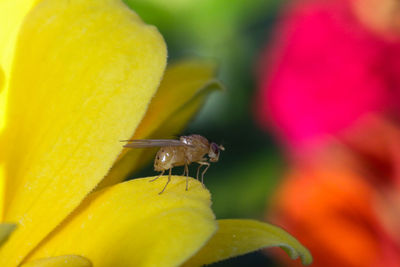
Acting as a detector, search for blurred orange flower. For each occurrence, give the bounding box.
[269,117,400,267]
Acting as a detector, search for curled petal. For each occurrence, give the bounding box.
[98,60,222,189]
[183,219,313,266]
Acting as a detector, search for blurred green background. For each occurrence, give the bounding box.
[123,0,288,265]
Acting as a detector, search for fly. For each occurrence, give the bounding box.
[122,134,225,194]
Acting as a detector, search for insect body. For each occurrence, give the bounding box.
[123,134,224,194]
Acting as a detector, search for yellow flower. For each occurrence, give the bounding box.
[0,0,312,266]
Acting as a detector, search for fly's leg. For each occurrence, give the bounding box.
[182,163,189,176]
[196,157,207,180]
[182,165,186,176]
[201,163,210,187]
[159,168,172,194]
[150,170,165,182]
[185,162,190,191]
[196,164,202,180]
[197,161,210,188]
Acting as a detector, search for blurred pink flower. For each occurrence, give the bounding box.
[255,0,400,154]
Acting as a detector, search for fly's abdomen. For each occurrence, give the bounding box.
[154,146,186,171]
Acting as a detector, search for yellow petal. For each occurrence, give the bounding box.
[0,66,4,217]
[0,65,3,130]
[0,223,16,246]
[97,60,222,189]
[0,0,39,132]
[25,177,217,267]
[183,219,313,266]
[21,255,92,267]
[0,0,38,76]
[0,66,4,91]
[0,0,166,265]
[0,164,3,220]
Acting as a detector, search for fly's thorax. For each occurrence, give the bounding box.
[180,135,209,147]
[180,135,209,162]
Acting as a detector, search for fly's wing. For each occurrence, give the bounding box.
[122,139,191,148]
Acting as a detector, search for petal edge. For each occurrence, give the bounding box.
[26,177,217,267]
[21,255,92,267]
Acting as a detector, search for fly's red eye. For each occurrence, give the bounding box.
[211,143,219,154]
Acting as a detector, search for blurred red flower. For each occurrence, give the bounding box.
[255,0,400,266]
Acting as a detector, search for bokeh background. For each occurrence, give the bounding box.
[123,0,400,266]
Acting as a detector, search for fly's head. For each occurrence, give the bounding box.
[208,142,225,162]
